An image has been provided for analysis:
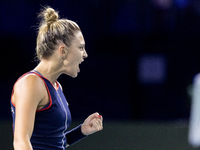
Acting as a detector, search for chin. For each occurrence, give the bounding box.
[71,74,78,78]
[70,72,78,78]
[64,72,78,78]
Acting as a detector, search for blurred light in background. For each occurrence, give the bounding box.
[175,0,189,9]
[152,0,173,9]
[138,54,166,85]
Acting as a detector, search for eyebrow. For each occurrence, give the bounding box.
[80,44,85,47]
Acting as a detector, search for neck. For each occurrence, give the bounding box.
[34,60,62,85]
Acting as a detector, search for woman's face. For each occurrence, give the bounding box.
[63,31,88,77]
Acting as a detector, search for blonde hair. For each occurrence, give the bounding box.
[36,6,80,60]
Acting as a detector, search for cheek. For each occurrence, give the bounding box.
[66,50,82,65]
[67,55,79,67]
[72,52,82,62]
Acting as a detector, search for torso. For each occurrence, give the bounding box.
[11,71,71,149]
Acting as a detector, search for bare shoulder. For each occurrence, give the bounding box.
[13,74,46,106]
[15,74,45,92]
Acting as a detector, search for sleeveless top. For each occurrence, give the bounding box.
[11,71,85,150]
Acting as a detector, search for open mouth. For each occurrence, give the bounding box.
[78,61,83,72]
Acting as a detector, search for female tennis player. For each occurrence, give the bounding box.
[10,6,103,150]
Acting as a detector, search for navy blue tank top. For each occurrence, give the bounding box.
[11,71,86,149]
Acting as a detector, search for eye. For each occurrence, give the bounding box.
[79,46,85,51]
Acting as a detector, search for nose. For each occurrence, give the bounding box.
[83,50,88,58]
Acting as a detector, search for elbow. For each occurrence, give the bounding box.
[13,141,18,150]
[13,136,21,150]
[13,136,19,150]
[13,137,19,150]
[13,136,32,150]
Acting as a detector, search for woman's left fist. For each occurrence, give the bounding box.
[81,112,103,135]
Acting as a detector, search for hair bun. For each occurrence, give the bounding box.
[42,7,59,25]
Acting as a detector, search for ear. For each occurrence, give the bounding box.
[58,44,67,59]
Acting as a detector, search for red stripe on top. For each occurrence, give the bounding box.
[31,71,59,91]
[33,72,53,112]
[11,72,54,111]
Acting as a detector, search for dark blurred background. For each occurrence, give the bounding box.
[1,0,200,149]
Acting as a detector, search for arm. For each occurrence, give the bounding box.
[66,113,103,146]
[12,75,46,150]
[65,124,86,146]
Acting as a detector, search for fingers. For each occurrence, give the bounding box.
[99,115,103,121]
[81,113,103,135]
[91,117,103,131]
[93,113,103,130]
[91,112,101,119]
[86,112,102,122]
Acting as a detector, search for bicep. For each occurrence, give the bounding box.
[14,93,37,140]
[14,75,45,141]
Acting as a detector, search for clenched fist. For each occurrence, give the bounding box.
[81,113,103,135]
